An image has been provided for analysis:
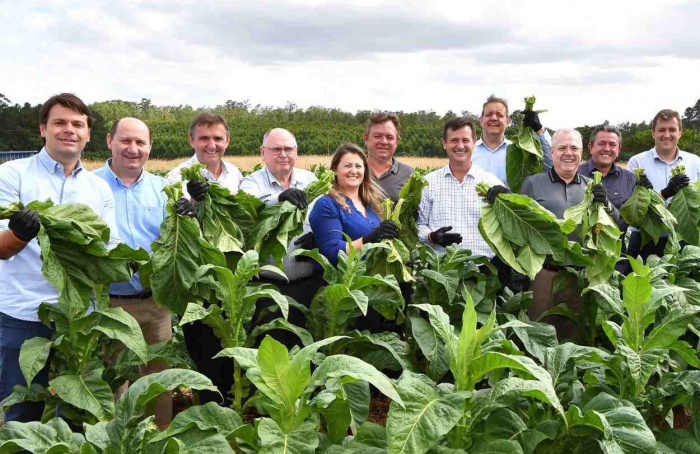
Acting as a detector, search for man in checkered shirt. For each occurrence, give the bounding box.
[417,117,503,257]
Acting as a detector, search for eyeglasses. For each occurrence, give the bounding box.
[554,145,582,153]
[263,146,297,156]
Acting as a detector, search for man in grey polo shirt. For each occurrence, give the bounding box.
[627,108,700,258]
[364,112,413,202]
[518,128,621,340]
[240,128,323,346]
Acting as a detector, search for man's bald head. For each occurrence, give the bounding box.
[111,117,152,143]
[261,128,298,180]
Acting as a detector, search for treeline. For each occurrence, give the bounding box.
[2,94,700,161]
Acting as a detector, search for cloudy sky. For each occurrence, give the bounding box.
[2,0,699,128]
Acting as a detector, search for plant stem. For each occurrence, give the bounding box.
[234,361,242,412]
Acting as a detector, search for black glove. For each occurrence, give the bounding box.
[129,261,140,272]
[186,180,209,202]
[279,188,308,209]
[293,232,316,262]
[429,226,462,247]
[175,198,197,217]
[591,184,615,213]
[661,174,690,199]
[9,208,40,242]
[636,174,654,190]
[486,185,511,204]
[293,231,316,250]
[362,220,399,244]
[523,111,543,132]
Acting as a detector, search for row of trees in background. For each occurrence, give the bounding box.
[2,94,700,160]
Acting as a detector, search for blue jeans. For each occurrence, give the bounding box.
[0,312,52,422]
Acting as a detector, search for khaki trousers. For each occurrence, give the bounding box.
[530,269,583,342]
[109,296,172,429]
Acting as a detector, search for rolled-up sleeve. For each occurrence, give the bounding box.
[309,196,347,265]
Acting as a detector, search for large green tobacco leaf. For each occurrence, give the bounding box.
[144,184,226,315]
[250,201,305,267]
[410,315,450,382]
[582,393,656,454]
[477,190,588,279]
[397,171,428,250]
[385,371,465,454]
[0,200,149,317]
[182,165,249,254]
[620,169,678,248]
[258,419,319,454]
[49,369,114,421]
[311,355,402,406]
[148,401,245,444]
[19,337,52,387]
[668,167,700,246]
[107,369,217,444]
[506,96,546,192]
[85,307,149,363]
[564,172,622,286]
[0,417,89,453]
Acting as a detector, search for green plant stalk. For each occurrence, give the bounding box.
[79,331,100,373]
[234,361,242,412]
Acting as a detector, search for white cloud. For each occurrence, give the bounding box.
[1,0,699,129]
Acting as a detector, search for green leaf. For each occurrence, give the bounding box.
[410,315,450,382]
[19,337,52,386]
[149,401,244,443]
[0,417,88,453]
[505,97,545,192]
[312,355,403,406]
[668,181,700,246]
[90,307,148,364]
[642,306,699,351]
[50,369,114,421]
[109,369,217,444]
[258,419,319,454]
[582,393,656,454]
[386,371,465,454]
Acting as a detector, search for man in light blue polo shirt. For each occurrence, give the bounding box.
[627,108,700,258]
[474,95,553,185]
[240,128,322,347]
[0,93,119,422]
[93,117,171,429]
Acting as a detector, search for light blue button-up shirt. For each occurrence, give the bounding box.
[93,160,168,295]
[627,148,700,190]
[473,132,553,185]
[240,166,317,281]
[0,149,120,321]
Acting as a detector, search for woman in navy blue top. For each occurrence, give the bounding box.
[309,143,399,265]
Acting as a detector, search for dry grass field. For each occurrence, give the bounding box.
[83,155,449,172]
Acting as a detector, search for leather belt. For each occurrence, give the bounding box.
[109,291,153,300]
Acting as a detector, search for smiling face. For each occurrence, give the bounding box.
[107,118,151,176]
[442,125,475,166]
[333,151,365,193]
[479,101,508,139]
[189,122,230,168]
[40,104,91,164]
[552,130,583,178]
[261,129,298,179]
[588,131,620,169]
[364,120,399,163]
[652,117,683,157]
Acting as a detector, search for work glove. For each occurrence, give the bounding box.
[175,198,197,217]
[636,174,654,190]
[362,220,399,244]
[486,185,511,204]
[429,226,462,247]
[279,188,308,209]
[293,231,316,262]
[523,111,543,132]
[186,180,209,202]
[591,184,615,214]
[9,208,40,242]
[661,173,690,199]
